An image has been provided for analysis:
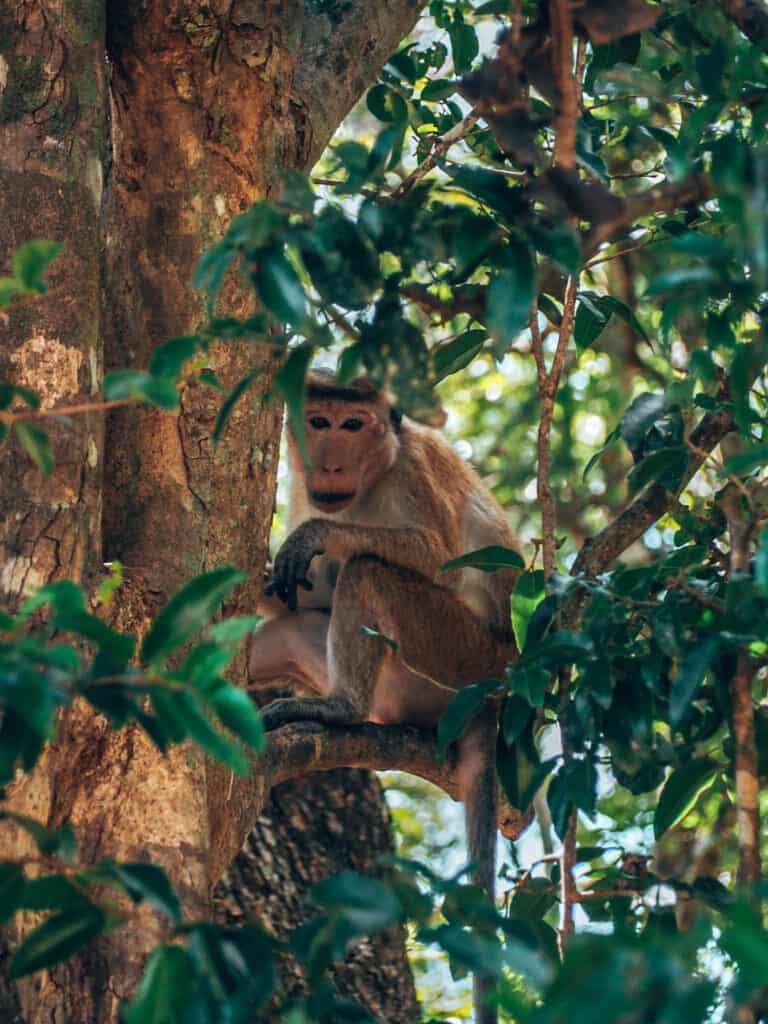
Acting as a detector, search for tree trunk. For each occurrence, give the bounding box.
[1,0,422,1020]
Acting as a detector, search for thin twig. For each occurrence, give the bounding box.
[390,113,480,200]
[1,397,138,424]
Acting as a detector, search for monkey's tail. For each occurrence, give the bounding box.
[459,705,498,1024]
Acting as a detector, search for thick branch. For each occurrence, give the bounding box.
[584,174,713,256]
[294,0,424,166]
[208,722,457,884]
[572,404,735,576]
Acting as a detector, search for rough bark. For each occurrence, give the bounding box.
[0,3,110,1020]
[214,771,419,1023]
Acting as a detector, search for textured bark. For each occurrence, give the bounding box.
[214,771,419,1023]
[0,2,109,1020]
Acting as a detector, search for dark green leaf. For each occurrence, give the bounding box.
[111,863,181,924]
[487,248,536,356]
[367,84,408,123]
[20,876,92,912]
[122,945,193,1024]
[620,392,666,451]
[0,863,24,924]
[10,905,106,977]
[0,814,77,862]
[756,526,768,596]
[437,681,500,759]
[653,759,718,839]
[254,250,307,326]
[104,370,180,411]
[212,371,261,446]
[722,447,768,476]
[449,20,479,73]
[15,422,53,476]
[582,425,620,481]
[141,567,246,664]
[148,336,201,379]
[627,445,688,496]
[12,241,62,292]
[311,871,402,933]
[54,611,135,664]
[501,694,533,747]
[439,546,524,574]
[421,79,458,101]
[205,684,265,752]
[276,345,313,468]
[434,331,486,381]
[158,691,249,773]
[574,294,611,350]
[511,571,544,652]
[0,278,24,305]
[537,294,562,327]
[670,636,720,727]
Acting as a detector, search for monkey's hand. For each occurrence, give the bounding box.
[264,520,328,610]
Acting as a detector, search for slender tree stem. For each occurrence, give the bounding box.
[549,0,578,169]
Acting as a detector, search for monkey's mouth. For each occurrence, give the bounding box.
[309,490,356,511]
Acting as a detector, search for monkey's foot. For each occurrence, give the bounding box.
[260,696,362,731]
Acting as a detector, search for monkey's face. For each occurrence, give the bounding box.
[301,399,397,513]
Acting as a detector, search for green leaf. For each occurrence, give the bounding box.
[111,863,181,924]
[254,250,307,326]
[439,546,524,575]
[536,293,562,327]
[501,694,533,747]
[582,425,620,481]
[437,681,500,759]
[12,241,62,292]
[366,84,408,123]
[434,330,486,381]
[20,875,92,912]
[122,945,193,1024]
[10,904,107,977]
[311,871,402,934]
[212,370,261,446]
[670,636,720,727]
[487,248,535,356]
[148,336,202,379]
[627,445,688,496]
[574,294,610,350]
[653,759,718,840]
[0,814,77,862]
[722,446,768,476]
[17,580,86,619]
[0,383,41,411]
[421,79,458,101]
[0,863,24,925]
[276,345,313,468]
[104,370,180,411]
[157,690,249,773]
[15,422,53,476]
[620,393,666,451]
[205,684,265,752]
[207,615,262,646]
[449,20,479,73]
[511,571,544,652]
[0,278,24,306]
[755,526,768,596]
[360,625,398,652]
[54,610,135,664]
[141,567,246,664]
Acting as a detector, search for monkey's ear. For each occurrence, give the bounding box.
[389,407,403,433]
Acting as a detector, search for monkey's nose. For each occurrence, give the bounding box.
[322,463,343,474]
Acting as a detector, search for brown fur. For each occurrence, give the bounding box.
[249,374,520,1024]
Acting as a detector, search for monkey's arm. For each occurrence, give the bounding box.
[266,517,450,609]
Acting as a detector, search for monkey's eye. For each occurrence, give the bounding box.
[341,418,364,432]
[308,416,331,430]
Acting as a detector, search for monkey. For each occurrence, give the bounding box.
[249,369,519,1024]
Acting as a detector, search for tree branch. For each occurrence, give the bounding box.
[572,403,735,577]
[584,174,713,256]
[293,0,424,167]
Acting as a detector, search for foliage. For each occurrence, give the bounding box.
[2,0,768,1020]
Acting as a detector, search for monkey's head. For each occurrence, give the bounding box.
[290,369,401,514]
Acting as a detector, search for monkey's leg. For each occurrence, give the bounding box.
[248,611,330,694]
[330,555,504,725]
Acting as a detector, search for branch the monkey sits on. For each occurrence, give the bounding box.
[249,369,520,1024]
